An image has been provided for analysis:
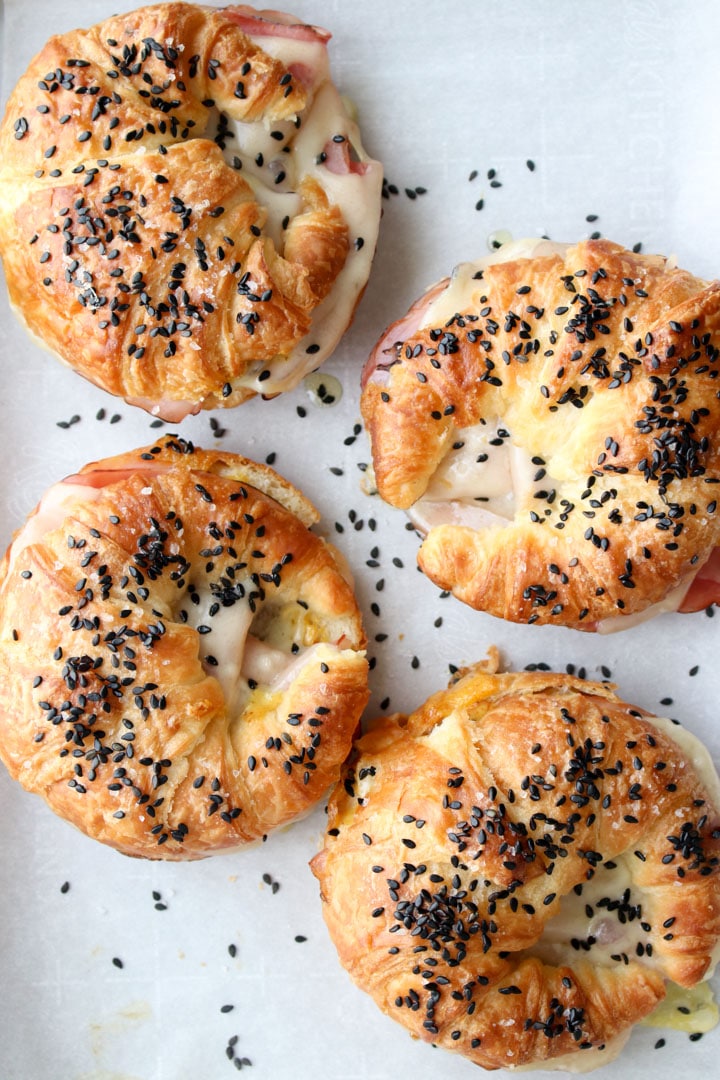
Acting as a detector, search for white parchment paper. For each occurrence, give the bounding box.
[1,2,719,1078]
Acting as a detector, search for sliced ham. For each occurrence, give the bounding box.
[124,394,201,423]
[224,7,331,43]
[363,241,570,390]
[407,499,507,536]
[679,546,720,612]
[64,462,170,489]
[287,61,318,88]
[6,462,172,574]
[320,137,371,177]
[361,280,447,389]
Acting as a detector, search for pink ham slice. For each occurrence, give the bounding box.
[5,461,170,574]
[679,547,720,612]
[361,280,448,389]
[320,137,371,176]
[287,62,318,88]
[62,462,170,489]
[124,394,201,423]
[225,7,331,42]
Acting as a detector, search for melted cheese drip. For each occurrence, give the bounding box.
[512,1031,631,1073]
[596,578,692,633]
[242,81,382,395]
[641,980,719,1033]
[419,238,570,331]
[204,27,382,397]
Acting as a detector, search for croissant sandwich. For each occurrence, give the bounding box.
[0,3,382,420]
[361,239,720,631]
[0,437,369,859]
[312,658,720,1071]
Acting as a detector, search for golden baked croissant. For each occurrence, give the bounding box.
[0,437,369,859]
[0,3,382,420]
[312,658,720,1072]
[361,239,720,630]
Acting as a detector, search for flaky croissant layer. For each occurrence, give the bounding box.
[0,438,369,859]
[312,662,720,1071]
[0,3,382,418]
[362,239,720,630]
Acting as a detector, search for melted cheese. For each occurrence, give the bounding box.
[532,850,655,970]
[202,27,382,397]
[183,587,255,710]
[512,1031,631,1073]
[183,587,345,716]
[596,578,693,633]
[240,80,382,395]
[419,238,570,331]
[641,980,719,1033]
[183,586,313,713]
[408,423,556,536]
[5,478,105,580]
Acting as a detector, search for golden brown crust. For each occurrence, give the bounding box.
[311,664,720,1070]
[0,437,369,859]
[361,240,720,628]
[0,3,381,416]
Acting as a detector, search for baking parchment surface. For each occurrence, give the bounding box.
[0,2,719,1078]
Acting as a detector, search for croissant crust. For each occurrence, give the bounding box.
[0,437,369,859]
[312,663,720,1071]
[0,3,382,417]
[361,240,720,629]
